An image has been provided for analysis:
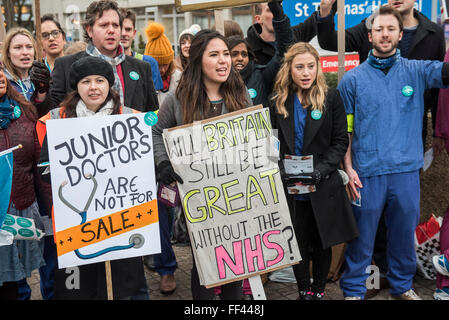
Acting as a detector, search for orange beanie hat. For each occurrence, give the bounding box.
[144,22,174,65]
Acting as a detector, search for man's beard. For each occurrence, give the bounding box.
[372,39,399,56]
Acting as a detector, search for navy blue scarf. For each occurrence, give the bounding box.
[367,49,401,69]
[0,97,21,129]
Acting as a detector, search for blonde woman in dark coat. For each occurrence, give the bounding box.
[271,42,358,300]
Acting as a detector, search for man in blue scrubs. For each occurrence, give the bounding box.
[338,6,449,300]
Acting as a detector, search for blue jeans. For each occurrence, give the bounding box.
[153,201,177,276]
[340,171,420,298]
[17,236,57,300]
[39,236,57,299]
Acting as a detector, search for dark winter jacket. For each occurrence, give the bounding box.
[241,14,294,108]
[272,89,359,249]
[246,11,317,65]
[0,106,52,214]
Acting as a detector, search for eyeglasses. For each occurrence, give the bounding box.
[42,30,61,40]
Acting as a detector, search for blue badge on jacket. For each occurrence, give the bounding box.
[402,85,414,97]
[13,106,21,119]
[248,88,257,99]
[311,109,322,120]
[144,112,158,126]
[129,71,140,80]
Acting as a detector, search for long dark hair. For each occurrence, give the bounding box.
[176,29,248,125]
[60,89,121,118]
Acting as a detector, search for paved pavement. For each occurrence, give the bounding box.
[28,243,437,301]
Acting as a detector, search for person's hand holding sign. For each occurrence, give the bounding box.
[158,160,184,185]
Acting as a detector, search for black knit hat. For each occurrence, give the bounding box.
[69,56,115,90]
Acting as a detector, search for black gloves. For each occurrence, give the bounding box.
[30,61,50,94]
[285,169,321,186]
[268,0,284,20]
[158,160,184,185]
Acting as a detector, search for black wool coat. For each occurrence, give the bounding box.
[273,88,359,249]
[245,11,317,65]
[241,14,294,108]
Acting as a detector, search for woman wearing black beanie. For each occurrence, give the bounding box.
[36,56,149,300]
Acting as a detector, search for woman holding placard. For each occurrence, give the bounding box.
[37,56,149,300]
[0,61,51,299]
[152,29,252,300]
[271,42,358,300]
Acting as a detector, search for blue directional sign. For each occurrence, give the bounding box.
[283,0,436,29]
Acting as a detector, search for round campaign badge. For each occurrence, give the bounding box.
[13,105,21,119]
[144,111,158,126]
[311,109,322,120]
[248,88,257,99]
[129,71,140,81]
[402,85,414,97]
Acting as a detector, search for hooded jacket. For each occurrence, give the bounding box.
[240,14,294,108]
[245,11,317,65]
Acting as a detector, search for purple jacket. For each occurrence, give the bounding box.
[436,49,449,152]
[0,111,52,213]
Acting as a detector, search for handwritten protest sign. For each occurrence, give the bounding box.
[163,105,301,287]
[46,113,160,268]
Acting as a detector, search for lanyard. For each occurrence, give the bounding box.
[16,79,35,101]
[44,57,52,72]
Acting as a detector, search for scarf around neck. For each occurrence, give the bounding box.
[0,97,21,129]
[76,98,115,118]
[86,42,126,105]
[367,49,401,70]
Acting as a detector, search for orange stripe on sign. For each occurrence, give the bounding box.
[55,200,158,256]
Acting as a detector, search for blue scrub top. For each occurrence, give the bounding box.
[294,94,307,156]
[338,57,446,178]
[293,94,309,201]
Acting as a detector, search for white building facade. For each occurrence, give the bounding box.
[39,0,255,54]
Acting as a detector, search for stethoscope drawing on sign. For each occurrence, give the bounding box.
[58,173,145,260]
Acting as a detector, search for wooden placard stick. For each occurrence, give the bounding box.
[337,0,345,82]
[105,261,114,300]
[214,9,225,36]
[34,0,43,61]
[248,275,267,300]
[0,9,6,47]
